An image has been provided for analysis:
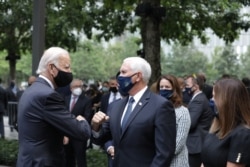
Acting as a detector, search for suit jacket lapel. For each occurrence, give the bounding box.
[112,97,127,138]
[120,89,150,137]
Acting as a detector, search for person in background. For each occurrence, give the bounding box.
[64,79,92,167]
[197,73,213,100]
[185,74,214,167]
[101,81,109,94]
[100,76,122,167]
[6,80,19,102]
[84,83,103,149]
[201,78,250,167]
[17,47,91,167]
[5,80,19,104]
[0,78,7,138]
[85,83,102,113]
[156,74,191,167]
[27,76,37,86]
[17,76,37,101]
[14,76,37,132]
[82,83,88,93]
[5,80,19,132]
[91,57,176,167]
[100,76,121,114]
[177,77,192,106]
[96,80,103,92]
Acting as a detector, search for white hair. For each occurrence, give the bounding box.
[36,47,69,74]
[123,57,152,84]
[70,79,83,88]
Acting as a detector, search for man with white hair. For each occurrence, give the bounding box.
[91,57,176,167]
[17,47,91,167]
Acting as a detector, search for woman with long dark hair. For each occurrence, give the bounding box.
[156,74,191,167]
[201,78,250,167]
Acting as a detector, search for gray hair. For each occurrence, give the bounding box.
[36,47,69,74]
[70,79,83,88]
[123,57,152,84]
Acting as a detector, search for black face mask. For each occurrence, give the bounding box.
[53,65,73,87]
[185,87,194,96]
[109,86,118,93]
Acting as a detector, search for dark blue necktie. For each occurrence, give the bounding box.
[122,97,135,129]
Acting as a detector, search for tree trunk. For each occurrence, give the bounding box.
[9,59,16,81]
[141,0,161,86]
[6,51,17,81]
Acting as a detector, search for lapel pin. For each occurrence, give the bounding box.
[236,153,241,163]
[139,102,142,106]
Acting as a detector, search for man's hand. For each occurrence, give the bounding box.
[91,111,109,131]
[63,136,69,145]
[76,115,86,121]
[107,146,115,159]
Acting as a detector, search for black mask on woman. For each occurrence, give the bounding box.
[53,65,73,87]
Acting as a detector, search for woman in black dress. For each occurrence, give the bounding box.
[201,78,250,167]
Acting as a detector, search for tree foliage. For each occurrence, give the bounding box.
[161,1,250,44]
[0,37,249,87]
[0,0,32,53]
[0,0,250,83]
[65,36,140,81]
[162,43,208,78]
[211,45,240,78]
[239,46,250,78]
[47,0,250,45]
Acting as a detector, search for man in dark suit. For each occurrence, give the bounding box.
[91,57,176,167]
[5,80,19,132]
[64,79,92,167]
[17,47,91,167]
[100,76,122,167]
[13,76,37,132]
[0,78,7,138]
[100,76,121,114]
[186,74,214,167]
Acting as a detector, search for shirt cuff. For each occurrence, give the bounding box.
[107,146,114,153]
[92,129,101,138]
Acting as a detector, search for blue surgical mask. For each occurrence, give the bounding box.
[210,99,219,118]
[117,73,137,96]
[102,87,109,93]
[214,104,219,118]
[159,89,173,100]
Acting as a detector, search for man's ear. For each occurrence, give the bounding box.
[136,72,142,82]
[48,64,54,70]
[48,64,56,77]
[193,83,199,90]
